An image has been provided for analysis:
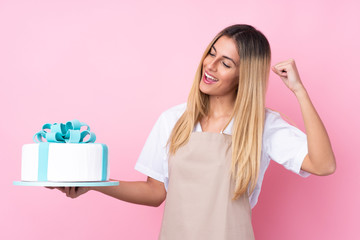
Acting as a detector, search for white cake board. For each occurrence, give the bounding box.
[13,180,119,187]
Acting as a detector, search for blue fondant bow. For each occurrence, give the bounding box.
[33,120,96,143]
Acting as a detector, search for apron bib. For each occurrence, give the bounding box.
[159,131,255,240]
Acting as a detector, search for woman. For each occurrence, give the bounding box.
[49,24,336,239]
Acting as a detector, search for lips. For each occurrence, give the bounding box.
[204,70,218,81]
[203,73,217,84]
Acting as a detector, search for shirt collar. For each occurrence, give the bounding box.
[195,117,234,135]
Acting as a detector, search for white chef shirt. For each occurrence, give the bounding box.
[134,102,311,209]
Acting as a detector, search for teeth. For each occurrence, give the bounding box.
[205,72,218,81]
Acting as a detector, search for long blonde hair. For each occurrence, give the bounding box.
[165,24,272,200]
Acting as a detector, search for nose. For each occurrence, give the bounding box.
[207,58,218,72]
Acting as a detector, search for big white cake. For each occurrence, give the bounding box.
[21,143,109,182]
[21,119,109,182]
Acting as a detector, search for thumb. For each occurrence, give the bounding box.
[272,66,287,77]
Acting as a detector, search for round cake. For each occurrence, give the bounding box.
[20,119,109,182]
[21,142,109,182]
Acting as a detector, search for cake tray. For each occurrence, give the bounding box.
[13,180,119,187]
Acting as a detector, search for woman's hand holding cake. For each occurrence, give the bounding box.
[46,187,90,198]
[46,177,167,207]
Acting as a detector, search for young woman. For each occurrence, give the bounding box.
[49,24,336,239]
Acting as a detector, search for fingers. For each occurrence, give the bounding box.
[45,186,66,193]
[46,186,88,199]
[70,187,76,197]
[66,187,82,198]
[271,66,287,77]
[65,187,74,198]
[272,59,297,77]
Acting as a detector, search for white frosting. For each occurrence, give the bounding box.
[21,143,109,182]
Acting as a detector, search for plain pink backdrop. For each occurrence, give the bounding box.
[1,0,359,239]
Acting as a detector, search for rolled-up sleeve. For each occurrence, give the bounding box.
[264,112,311,178]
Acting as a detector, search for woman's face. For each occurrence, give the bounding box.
[200,35,240,97]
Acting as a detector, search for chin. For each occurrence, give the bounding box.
[199,83,213,96]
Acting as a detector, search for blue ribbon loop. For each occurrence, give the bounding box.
[33,120,96,143]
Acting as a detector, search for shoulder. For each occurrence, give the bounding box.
[263,107,306,145]
[149,102,187,136]
[264,107,293,131]
[160,102,187,124]
[263,107,306,142]
[265,107,281,120]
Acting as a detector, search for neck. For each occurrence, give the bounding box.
[207,93,236,119]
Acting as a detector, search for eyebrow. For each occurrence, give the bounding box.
[212,46,237,66]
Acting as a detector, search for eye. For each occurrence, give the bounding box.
[223,63,230,68]
[208,52,230,68]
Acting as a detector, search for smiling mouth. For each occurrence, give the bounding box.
[203,74,218,84]
[204,71,218,82]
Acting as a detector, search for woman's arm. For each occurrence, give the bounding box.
[294,87,336,175]
[91,177,167,207]
[48,176,166,207]
[271,59,336,176]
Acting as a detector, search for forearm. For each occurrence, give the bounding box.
[294,87,336,173]
[90,178,165,207]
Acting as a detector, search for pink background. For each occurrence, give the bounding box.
[1,0,358,239]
